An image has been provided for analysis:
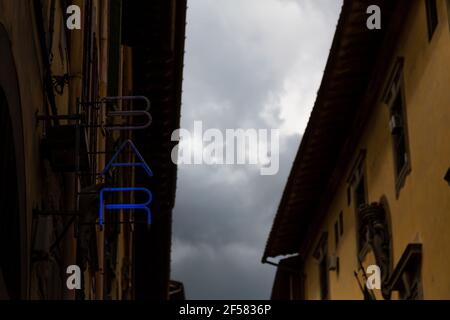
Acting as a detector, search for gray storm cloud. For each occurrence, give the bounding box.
[172,0,342,299]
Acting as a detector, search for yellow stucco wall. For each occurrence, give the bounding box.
[303,0,450,300]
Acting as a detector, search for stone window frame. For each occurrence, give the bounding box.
[383,58,412,198]
[426,0,439,41]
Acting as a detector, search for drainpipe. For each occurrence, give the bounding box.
[262,256,302,274]
[33,0,59,125]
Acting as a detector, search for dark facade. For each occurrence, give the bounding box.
[0,0,186,300]
[122,0,187,300]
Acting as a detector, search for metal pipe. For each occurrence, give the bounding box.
[262,256,302,274]
[102,95,151,111]
[36,114,81,121]
[33,0,59,125]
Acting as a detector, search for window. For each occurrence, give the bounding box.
[334,212,344,250]
[355,172,367,253]
[334,222,339,249]
[445,167,450,185]
[426,0,438,40]
[447,0,450,32]
[384,59,411,196]
[386,244,422,300]
[391,95,408,176]
[399,264,422,300]
[347,186,351,205]
[355,175,366,209]
[348,151,367,255]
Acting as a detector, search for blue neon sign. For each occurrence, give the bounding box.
[101,139,153,177]
[99,187,152,225]
[99,138,154,226]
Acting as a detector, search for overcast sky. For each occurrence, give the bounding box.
[172,0,343,299]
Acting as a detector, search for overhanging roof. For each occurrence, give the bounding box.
[263,0,403,260]
[122,0,187,212]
